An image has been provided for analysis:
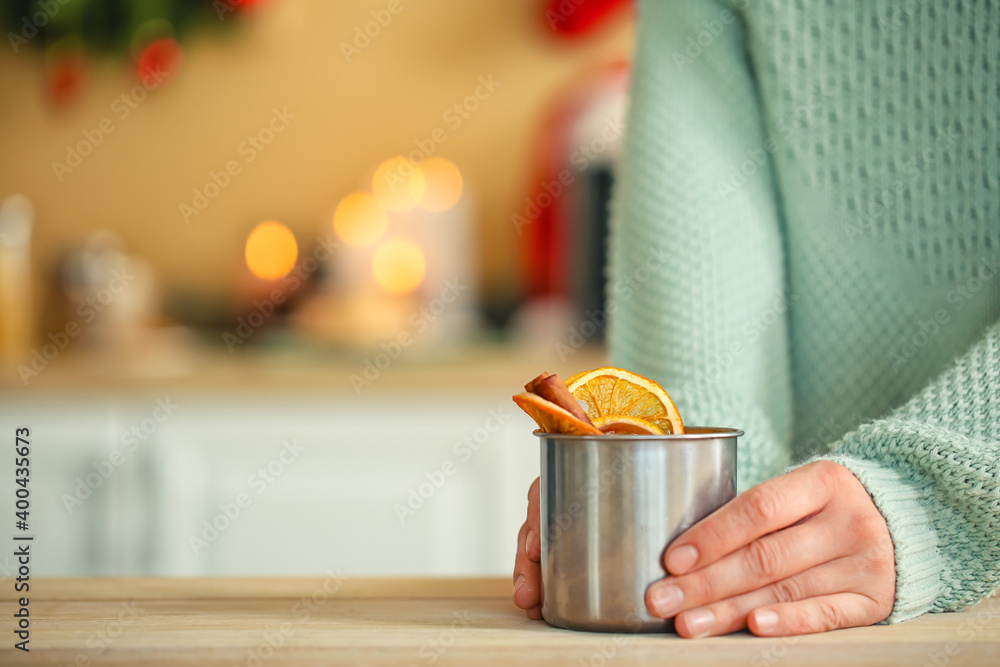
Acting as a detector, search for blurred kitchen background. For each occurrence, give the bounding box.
[0,0,633,577]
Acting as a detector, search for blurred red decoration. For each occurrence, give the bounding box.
[137,37,184,87]
[46,54,88,106]
[218,0,269,12]
[519,62,630,298]
[543,0,631,38]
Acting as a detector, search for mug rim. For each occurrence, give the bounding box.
[534,426,744,441]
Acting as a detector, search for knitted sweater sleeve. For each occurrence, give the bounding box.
[607,0,793,492]
[820,320,1000,623]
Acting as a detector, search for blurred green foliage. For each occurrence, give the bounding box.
[2,0,240,54]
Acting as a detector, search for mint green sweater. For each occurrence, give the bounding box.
[608,0,999,623]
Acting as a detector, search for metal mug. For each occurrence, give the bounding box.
[538,426,741,632]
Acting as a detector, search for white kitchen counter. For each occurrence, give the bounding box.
[0,344,605,579]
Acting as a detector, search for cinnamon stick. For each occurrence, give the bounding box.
[525,372,595,427]
[524,371,551,393]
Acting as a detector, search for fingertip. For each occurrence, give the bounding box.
[525,605,543,621]
[672,612,693,638]
[512,574,541,610]
[749,609,779,636]
[643,586,661,617]
[675,608,715,639]
[665,544,699,575]
[645,581,683,618]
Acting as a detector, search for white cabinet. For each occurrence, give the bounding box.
[1,397,156,576]
[0,389,540,577]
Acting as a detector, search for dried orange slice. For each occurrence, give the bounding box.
[513,392,602,436]
[592,415,664,435]
[566,367,685,435]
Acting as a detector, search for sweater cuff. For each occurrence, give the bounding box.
[814,454,944,623]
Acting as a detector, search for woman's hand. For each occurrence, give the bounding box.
[512,477,543,620]
[512,461,896,636]
[647,460,896,637]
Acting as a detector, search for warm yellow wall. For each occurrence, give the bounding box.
[0,0,633,301]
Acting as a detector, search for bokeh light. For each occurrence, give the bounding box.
[372,238,426,294]
[245,221,298,280]
[418,158,463,212]
[334,192,388,248]
[372,157,426,212]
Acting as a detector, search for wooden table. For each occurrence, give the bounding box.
[3,578,998,666]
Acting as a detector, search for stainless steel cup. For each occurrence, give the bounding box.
[538,426,741,633]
